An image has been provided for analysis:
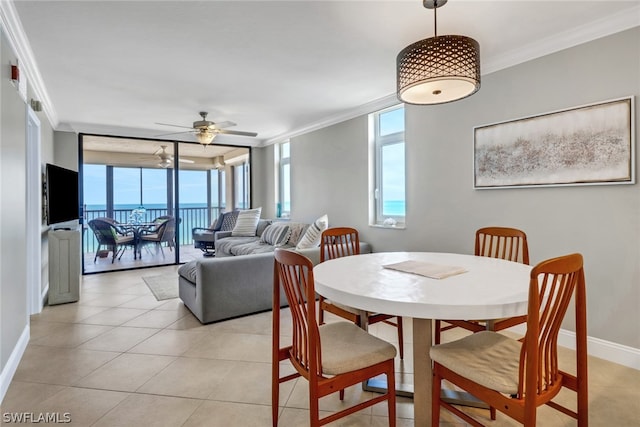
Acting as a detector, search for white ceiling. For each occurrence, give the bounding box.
[5,1,640,147]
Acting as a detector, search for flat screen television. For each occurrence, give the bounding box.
[45,163,79,226]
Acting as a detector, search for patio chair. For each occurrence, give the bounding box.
[139,216,176,257]
[88,218,135,263]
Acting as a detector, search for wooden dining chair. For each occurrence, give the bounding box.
[435,226,530,344]
[431,253,588,427]
[272,248,397,427]
[318,227,404,359]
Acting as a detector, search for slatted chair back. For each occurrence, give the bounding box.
[476,226,529,264]
[320,227,360,262]
[520,253,584,402]
[274,248,319,379]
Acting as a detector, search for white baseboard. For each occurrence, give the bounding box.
[557,329,640,370]
[0,324,30,403]
[510,325,640,370]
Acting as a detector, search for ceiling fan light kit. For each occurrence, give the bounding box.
[195,129,216,145]
[397,0,480,105]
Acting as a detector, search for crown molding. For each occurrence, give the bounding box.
[0,0,58,127]
[481,4,640,75]
[262,93,401,146]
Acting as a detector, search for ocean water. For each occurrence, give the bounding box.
[383,200,405,216]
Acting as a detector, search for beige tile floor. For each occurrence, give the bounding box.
[2,265,639,426]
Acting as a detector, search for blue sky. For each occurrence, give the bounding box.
[83,165,210,206]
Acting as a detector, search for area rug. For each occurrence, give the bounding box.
[143,275,179,301]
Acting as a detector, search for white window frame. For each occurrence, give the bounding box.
[276,141,291,218]
[370,105,406,227]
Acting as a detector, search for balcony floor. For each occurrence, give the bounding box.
[83,243,205,274]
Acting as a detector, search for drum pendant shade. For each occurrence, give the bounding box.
[397,0,480,105]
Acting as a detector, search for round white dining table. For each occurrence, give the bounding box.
[313,252,532,427]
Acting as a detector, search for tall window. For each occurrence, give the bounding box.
[371,105,405,226]
[277,141,291,218]
[233,162,250,209]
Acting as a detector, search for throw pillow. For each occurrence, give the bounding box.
[231,207,262,237]
[260,223,291,246]
[219,211,239,232]
[296,214,328,249]
[287,223,309,246]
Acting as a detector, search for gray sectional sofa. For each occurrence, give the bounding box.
[178,219,371,323]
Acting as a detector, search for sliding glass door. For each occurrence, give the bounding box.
[80,134,250,274]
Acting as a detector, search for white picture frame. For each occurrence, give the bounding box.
[474,96,635,189]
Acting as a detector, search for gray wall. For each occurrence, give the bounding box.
[1,26,57,390]
[54,131,79,171]
[280,28,640,349]
[1,28,28,371]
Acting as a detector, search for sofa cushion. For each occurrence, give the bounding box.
[230,241,282,256]
[232,207,262,237]
[260,223,291,246]
[219,211,239,231]
[296,214,329,249]
[215,236,261,256]
[177,261,198,283]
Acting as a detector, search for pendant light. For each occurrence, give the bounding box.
[397,0,480,105]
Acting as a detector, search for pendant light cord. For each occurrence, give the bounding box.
[433,0,438,37]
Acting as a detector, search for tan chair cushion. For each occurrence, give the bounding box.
[115,235,134,244]
[319,321,396,375]
[141,233,161,241]
[429,331,521,395]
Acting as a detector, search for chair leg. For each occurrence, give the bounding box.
[435,320,442,345]
[318,297,325,325]
[272,367,279,427]
[397,316,404,360]
[432,365,442,426]
[387,365,397,427]
[94,245,100,263]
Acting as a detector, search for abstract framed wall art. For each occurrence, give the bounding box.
[474,96,635,189]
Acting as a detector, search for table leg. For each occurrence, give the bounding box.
[413,318,432,427]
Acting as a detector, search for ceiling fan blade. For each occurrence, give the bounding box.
[213,121,236,129]
[218,129,258,137]
[154,130,194,137]
[155,122,193,129]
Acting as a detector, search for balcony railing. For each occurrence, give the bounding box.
[83,206,222,253]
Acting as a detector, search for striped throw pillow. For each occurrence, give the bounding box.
[231,207,262,237]
[296,214,328,249]
[260,223,291,246]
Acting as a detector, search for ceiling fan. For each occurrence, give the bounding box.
[156,111,258,145]
[154,145,194,168]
